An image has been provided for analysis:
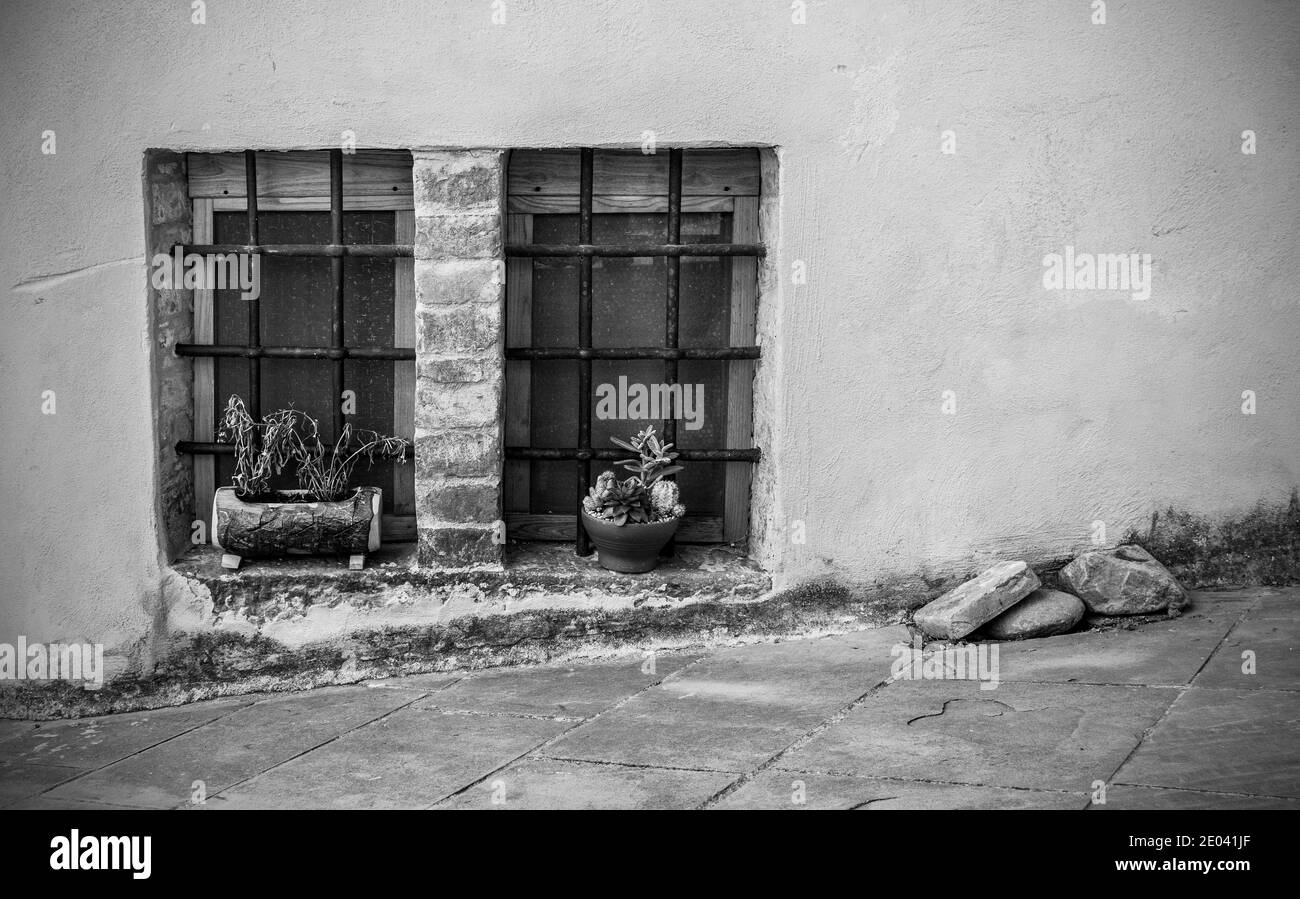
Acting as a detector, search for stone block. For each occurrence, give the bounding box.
[415,213,502,260]
[416,303,500,356]
[914,560,1040,640]
[415,258,503,306]
[418,525,502,567]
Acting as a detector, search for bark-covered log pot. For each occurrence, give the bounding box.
[212,487,382,559]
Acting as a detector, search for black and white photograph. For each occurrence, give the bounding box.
[0,0,1296,875]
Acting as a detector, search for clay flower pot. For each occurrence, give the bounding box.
[581,512,680,573]
[212,486,381,569]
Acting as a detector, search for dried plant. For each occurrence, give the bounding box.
[582,427,686,526]
[218,395,408,502]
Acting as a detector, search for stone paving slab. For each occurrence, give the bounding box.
[2,590,1296,809]
[538,629,906,772]
[0,697,250,773]
[775,679,1176,793]
[713,771,1086,810]
[1193,608,1299,691]
[1095,785,1299,810]
[415,652,699,720]
[990,597,1241,687]
[208,706,568,809]
[438,758,735,810]
[1114,687,1300,798]
[43,685,425,809]
[0,763,86,808]
[6,796,153,811]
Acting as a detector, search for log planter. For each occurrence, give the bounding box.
[581,513,680,574]
[212,486,382,570]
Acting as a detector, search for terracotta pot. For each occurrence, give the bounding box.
[581,512,679,573]
[212,486,381,558]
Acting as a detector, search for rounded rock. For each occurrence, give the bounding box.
[983,588,1085,640]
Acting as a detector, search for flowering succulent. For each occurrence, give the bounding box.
[583,427,686,527]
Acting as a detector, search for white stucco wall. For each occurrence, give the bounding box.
[2,0,1297,673]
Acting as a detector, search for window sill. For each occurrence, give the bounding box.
[170,541,770,616]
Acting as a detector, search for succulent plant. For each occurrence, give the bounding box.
[584,427,686,527]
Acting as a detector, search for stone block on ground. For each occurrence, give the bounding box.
[982,588,1085,640]
[913,560,1040,640]
[1059,544,1188,617]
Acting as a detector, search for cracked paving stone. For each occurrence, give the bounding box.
[0,697,251,772]
[1193,602,1299,692]
[43,685,424,809]
[775,679,1175,792]
[439,758,735,810]
[712,771,1086,810]
[207,706,568,809]
[990,595,1240,687]
[1113,687,1300,798]
[0,763,86,808]
[538,628,909,772]
[1094,785,1299,810]
[6,796,154,811]
[414,651,700,719]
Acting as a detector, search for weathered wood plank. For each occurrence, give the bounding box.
[508,149,759,196]
[212,195,412,212]
[188,150,413,199]
[725,195,758,543]
[382,514,416,543]
[505,214,533,513]
[393,211,416,521]
[191,198,216,529]
[507,194,734,215]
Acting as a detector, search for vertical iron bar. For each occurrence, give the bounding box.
[330,148,345,441]
[663,149,683,557]
[576,148,594,555]
[244,150,261,421]
[665,149,682,445]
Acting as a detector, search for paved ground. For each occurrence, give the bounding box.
[1,587,1296,810]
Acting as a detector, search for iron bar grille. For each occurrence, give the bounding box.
[174,149,414,458]
[506,147,764,556]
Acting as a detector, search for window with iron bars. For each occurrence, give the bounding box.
[504,148,763,555]
[174,149,418,542]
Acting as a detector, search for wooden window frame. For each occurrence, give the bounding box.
[179,150,417,542]
[504,148,763,551]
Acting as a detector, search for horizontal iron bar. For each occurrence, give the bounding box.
[176,344,414,361]
[506,243,764,258]
[506,346,759,361]
[177,243,413,258]
[178,440,415,459]
[506,447,760,462]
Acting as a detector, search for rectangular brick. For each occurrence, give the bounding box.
[416,303,501,356]
[415,258,503,306]
[416,477,500,523]
[415,429,500,478]
[415,214,502,260]
[415,379,500,430]
[413,151,503,216]
[416,355,498,384]
[418,525,502,567]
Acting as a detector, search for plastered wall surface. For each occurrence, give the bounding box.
[1,1,1297,676]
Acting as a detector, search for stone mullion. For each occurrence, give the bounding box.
[412,150,506,567]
